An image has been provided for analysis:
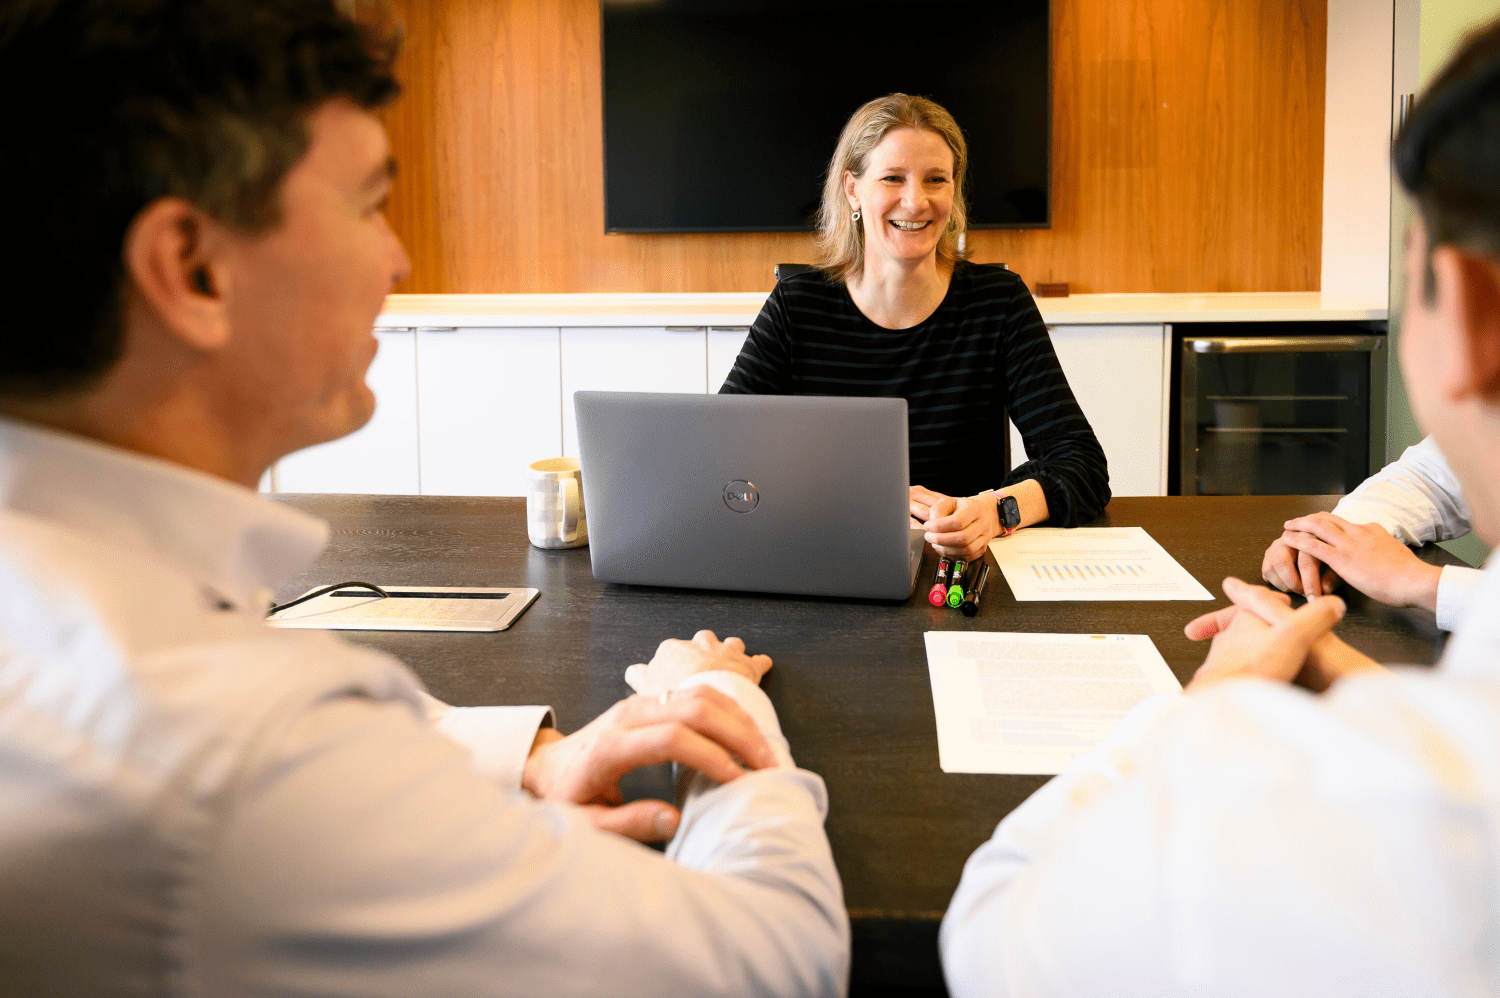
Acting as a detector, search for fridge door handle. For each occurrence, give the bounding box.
[1186,336,1384,354]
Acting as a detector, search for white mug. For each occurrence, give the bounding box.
[527,457,588,549]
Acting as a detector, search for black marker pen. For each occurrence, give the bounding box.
[960,563,991,617]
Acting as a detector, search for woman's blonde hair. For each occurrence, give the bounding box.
[814,94,970,282]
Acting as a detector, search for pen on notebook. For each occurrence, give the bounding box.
[929,557,953,606]
[960,563,991,617]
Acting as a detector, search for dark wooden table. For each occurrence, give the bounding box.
[274,494,1456,997]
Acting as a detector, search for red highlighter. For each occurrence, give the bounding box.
[928,557,953,606]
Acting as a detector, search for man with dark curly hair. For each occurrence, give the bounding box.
[0,3,847,994]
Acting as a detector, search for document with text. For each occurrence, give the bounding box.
[990,526,1214,601]
[924,631,1182,775]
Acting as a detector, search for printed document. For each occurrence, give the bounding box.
[924,631,1182,774]
[990,526,1214,601]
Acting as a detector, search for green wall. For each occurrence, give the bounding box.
[1387,0,1500,565]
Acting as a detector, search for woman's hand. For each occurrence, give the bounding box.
[909,485,951,520]
[912,487,1000,562]
[911,480,1050,562]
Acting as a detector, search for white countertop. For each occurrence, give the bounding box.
[378,293,770,329]
[377,291,1388,328]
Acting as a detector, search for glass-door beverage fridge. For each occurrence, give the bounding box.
[1177,327,1387,496]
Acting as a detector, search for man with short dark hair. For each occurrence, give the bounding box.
[0,2,847,994]
[941,18,1500,996]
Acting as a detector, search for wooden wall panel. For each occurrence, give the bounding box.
[381,0,1326,294]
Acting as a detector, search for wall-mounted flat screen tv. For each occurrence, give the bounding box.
[601,0,1051,234]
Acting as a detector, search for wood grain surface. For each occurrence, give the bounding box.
[380,0,1326,296]
[273,493,1449,995]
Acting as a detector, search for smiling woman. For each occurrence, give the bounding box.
[817,95,969,286]
[720,94,1111,562]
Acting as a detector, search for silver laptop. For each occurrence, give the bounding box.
[574,391,926,600]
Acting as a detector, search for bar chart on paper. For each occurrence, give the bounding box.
[1030,563,1151,583]
[991,527,1214,601]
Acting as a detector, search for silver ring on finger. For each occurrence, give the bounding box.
[659,689,672,706]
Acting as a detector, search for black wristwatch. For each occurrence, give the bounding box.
[998,494,1021,536]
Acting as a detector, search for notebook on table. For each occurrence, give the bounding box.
[574,391,926,600]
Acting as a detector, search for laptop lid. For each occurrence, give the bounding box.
[575,391,922,600]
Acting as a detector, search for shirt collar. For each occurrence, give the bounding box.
[0,417,328,613]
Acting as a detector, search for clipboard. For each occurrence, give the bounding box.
[266,585,540,632]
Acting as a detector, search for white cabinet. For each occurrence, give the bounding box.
[1009,324,1168,497]
[417,327,562,496]
[265,319,1171,498]
[275,327,420,494]
[707,327,751,392]
[560,327,709,455]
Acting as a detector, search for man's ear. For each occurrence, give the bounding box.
[1434,245,1500,402]
[121,198,232,352]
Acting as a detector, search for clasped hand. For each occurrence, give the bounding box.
[521,630,775,843]
[1184,576,1380,692]
[1262,511,1442,614]
[911,486,999,562]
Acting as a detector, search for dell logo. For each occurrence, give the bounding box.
[723,480,759,513]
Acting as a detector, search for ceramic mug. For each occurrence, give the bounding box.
[527,457,588,549]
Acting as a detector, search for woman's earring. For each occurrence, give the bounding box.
[851,209,862,222]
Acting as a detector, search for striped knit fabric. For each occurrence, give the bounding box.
[720,261,1110,526]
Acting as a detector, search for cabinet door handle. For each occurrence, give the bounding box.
[708,326,749,332]
[373,326,414,333]
[1187,336,1384,354]
[665,326,704,333]
[415,326,458,333]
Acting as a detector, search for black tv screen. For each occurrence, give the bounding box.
[601,0,1051,233]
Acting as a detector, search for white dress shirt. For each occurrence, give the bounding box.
[0,418,848,997]
[1332,435,1484,630]
[940,561,1500,998]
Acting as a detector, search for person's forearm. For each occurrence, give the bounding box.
[668,768,848,987]
[209,695,848,998]
[665,691,847,997]
[662,673,847,993]
[1334,438,1473,545]
[432,702,556,791]
[998,478,1048,529]
[521,726,565,795]
[1301,634,1385,692]
[1006,420,1111,527]
[1400,560,1443,615]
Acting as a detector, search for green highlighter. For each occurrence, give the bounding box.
[946,559,971,608]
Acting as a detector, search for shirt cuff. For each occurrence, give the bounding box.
[674,671,794,769]
[1436,565,1486,632]
[430,703,556,791]
[1330,499,1422,546]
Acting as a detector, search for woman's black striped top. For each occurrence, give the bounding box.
[719,260,1110,526]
